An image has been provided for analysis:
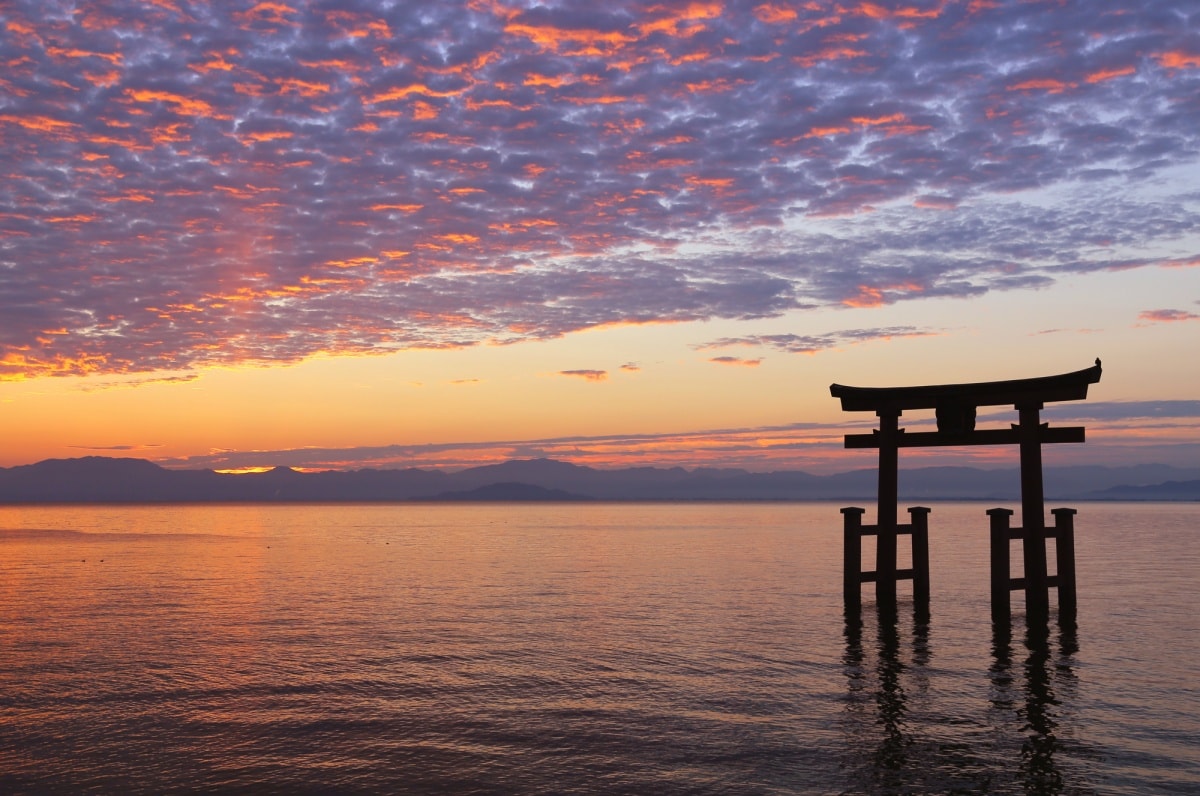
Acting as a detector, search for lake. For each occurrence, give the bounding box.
[1,502,1197,794]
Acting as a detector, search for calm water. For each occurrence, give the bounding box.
[1,502,1197,794]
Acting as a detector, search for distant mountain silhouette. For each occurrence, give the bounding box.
[420,482,591,502]
[0,456,1197,503]
[1087,479,1200,501]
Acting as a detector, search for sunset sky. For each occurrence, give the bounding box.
[1,0,1198,473]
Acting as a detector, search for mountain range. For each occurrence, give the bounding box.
[0,456,1197,503]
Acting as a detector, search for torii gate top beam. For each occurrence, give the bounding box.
[829,359,1102,414]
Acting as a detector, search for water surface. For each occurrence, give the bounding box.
[1,502,1197,793]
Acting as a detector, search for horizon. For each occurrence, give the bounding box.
[6,449,1199,478]
[2,2,1198,473]
[5,451,1197,505]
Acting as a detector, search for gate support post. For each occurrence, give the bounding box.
[1051,507,1078,622]
[988,508,1013,626]
[842,507,865,614]
[909,506,931,617]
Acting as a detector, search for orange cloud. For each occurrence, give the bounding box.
[1156,51,1200,69]
[46,214,99,224]
[855,2,941,21]
[1086,65,1136,83]
[324,10,393,39]
[637,2,722,37]
[524,73,575,88]
[851,112,903,126]
[1009,78,1076,93]
[242,130,293,143]
[279,78,332,96]
[101,193,154,203]
[127,89,225,118]
[190,51,238,73]
[684,77,747,93]
[412,100,439,119]
[754,4,798,23]
[325,256,379,269]
[806,124,851,138]
[370,203,424,213]
[841,282,927,307]
[0,114,76,133]
[505,22,637,56]
[367,84,464,104]
[686,175,735,189]
[438,233,481,245]
[0,350,112,381]
[234,2,300,27]
[562,94,635,105]
[794,45,867,68]
[45,46,123,66]
[709,356,762,367]
[84,69,123,88]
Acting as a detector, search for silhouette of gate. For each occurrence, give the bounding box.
[830,359,1102,624]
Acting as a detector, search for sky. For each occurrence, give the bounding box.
[1,0,1198,474]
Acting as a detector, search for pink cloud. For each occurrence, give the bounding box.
[1138,309,1200,324]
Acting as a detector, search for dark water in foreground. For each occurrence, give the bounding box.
[1,502,1197,794]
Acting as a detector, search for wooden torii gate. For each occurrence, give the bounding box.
[830,359,1102,623]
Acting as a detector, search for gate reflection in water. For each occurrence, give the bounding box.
[842,607,1086,795]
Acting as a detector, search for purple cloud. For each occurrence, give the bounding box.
[559,369,607,381]
[2,1,1199,378]
[708,356,761,367]
[699,326,937,354]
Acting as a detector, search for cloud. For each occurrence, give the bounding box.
[699,326,937,354]
[67,444,163,451]
[559,369,608,381]
[1033,328,1104,336]
[1041,400,1200,422]
[708,356,761,367]
[2,1,1199,378]
[76,373,201,392]
[1138,309,1200,324]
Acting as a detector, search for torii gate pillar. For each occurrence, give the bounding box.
[1017,401,1049,619]
[875,409,900,607]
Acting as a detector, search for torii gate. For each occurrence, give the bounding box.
[830,359,1102,623]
